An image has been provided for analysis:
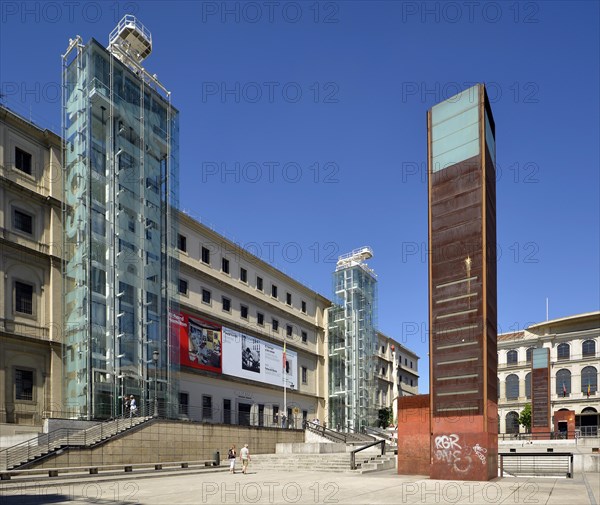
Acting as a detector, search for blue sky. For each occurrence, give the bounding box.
[2,1,599,392]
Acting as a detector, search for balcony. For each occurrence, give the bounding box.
[1,319,51,341]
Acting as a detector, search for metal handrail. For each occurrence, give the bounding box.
[305,422,347,443]
[350,439,386,470]
[499,451,574,478]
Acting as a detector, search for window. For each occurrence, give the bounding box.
[410,360,413,368]
[178,278,188,295]
[581,366,597,395]
[15,281,33,315]
[201,246,210,264]
[221,257,230,274]
[272,318,279,332]
[240,304,248,319]
[202,289,211,304]
[15,369,33,401]
[179,392,189,415]
[557,343,570,360]
[286,292,292,305]
[382,390,387,404]
[272,405,279,424]
[505,374,519,400]
[177,234,187,252]
[506,350,518,365]
[582,340,596,357]
[301,300,307,314]
[257,312,264,326]
[13,209,33,235]
[240,267,247,283]
[301,366,307,384]
[256,276,263,291]
[556,369,571,397]
[404,358,407,365]
[505,411,519,434]
[381,367,386,375]
[301,331,307,343]
[271,284,278,298]
[202,395,212,420]
[410,379,414,386]
[381,345,385,354]
[286,325,293,337]
[526,347,534,363]
[15,147,32,175]
[525,372,531,399]
[222,296,231,312]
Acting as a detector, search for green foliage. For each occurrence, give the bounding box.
[519,403,532,431]
[377,407,393,428]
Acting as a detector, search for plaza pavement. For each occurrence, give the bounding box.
[0,465,598,504]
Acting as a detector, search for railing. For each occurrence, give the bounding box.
[499,452,573,478]
[499,428,599,441]
[305,422,347,443]
[350,439,386,470]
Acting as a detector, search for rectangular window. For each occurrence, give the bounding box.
[178,278,188,295]
[222,296,231,312]
[272,405,279,424]
[256,276,263,291]
[271,284,278,298]
[301,366,307,384]
[15,147,32,175]
[286,292,292,305]
[179,392,189,415]
[201,246,210,264]
[13,209,33,235]
[202,289,211,304]
[301,300,307,314]
[15,369,33,400]
[202,395,212,420]
[222,257,230,274]
[410,360,413,368]
[301,331,307,343]
[257,312,264,326]
[15,281,33,315]
[177,234,187,252]
[240,267,247,283]
[286,325,293,337]
[272,318,279,332]
[240,304,248,319]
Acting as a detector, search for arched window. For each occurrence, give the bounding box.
[557,343,570,360]
[506,411,519,434]
[525,372,531,399]
[506,374,520,400]
[507,350,518,365]
[556,369,571,397]
[581,366,598,395]
[526,347,534,363]
[582,340,596,357]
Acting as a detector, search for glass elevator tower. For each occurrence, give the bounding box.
[62,16,179,419]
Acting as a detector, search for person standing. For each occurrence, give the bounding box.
[129,395,137,417]
[228,444,237,474]
[240,444,251,474]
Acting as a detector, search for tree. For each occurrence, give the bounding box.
[377,407,393,428]
[519,403,532,432]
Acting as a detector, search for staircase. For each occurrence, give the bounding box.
[248,451,396,474]
[0,416,152,471]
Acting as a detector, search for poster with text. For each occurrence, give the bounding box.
[222,327,297,390]
[173,311,222,373]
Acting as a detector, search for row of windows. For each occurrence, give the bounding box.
[177,239,308,314]
[503,340,597,365]
[177,281,309,344]
[500,366,598,399]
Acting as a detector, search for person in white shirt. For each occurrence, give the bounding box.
[240,444,250,474]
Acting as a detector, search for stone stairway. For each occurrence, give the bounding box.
[0,416,151,471]
[247,451,396,474]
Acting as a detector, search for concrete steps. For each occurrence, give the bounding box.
[248,452,396,474]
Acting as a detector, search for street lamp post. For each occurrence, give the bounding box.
[152,350,159,417]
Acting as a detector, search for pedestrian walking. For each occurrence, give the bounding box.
[129,395,137,417]
[240,444,251,474]
[228,444,237,473]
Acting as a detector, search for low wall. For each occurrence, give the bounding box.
[30,420,305,469]
[276,443,346,454]
[44,419,101,434]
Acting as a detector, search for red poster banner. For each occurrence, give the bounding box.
[171,311,222,373]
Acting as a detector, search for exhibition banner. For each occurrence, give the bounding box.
[172,311,222,373]
[222,327,297,390]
